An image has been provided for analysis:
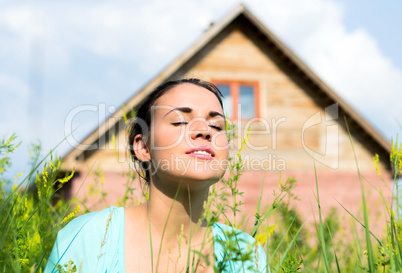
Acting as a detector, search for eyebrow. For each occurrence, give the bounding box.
[164,107,225,119]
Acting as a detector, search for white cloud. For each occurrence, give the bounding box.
[244,0,402,137]
[0,2,211,75]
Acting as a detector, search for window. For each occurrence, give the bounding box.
[214,81,259,119]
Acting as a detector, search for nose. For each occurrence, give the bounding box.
[189,119,212,141]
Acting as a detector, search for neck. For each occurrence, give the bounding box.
[146,179,210,244]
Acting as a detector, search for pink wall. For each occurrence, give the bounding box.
[67,168,393,237]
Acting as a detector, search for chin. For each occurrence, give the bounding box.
[150,159,227,189]
[177,170,224,186]
[183,173,221,183]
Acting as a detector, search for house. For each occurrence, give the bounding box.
[61,4,393,231]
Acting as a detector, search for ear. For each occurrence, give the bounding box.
[133,134,151,162]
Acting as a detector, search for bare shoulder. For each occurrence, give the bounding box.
[124,204,147,224]
[124,204,149,246]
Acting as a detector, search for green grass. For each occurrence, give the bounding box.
[1,128,401,272]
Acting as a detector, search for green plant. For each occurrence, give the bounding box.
[1,126,401,273]
[0,134,77,273]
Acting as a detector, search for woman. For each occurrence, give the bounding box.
[45,78,268,273]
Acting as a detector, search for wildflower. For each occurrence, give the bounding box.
[255,234,267,245]
[18,258,29,266]
[100,169,104,186]
[111,134,116,151]
[56,205,81,227]
[58,168,75,184]
[374,154,381,176]
[33,233,41,245]
[267,225,276,237]
[390,139,402,175]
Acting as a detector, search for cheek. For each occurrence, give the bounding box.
[212,133,229,158]
[150,125,184,150]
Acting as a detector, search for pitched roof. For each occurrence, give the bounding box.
[62,3,391,168]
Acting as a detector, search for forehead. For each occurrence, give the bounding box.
[154,83,223,112]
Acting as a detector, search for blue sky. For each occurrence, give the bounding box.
[1,0,401,177]
[340,0,402,69]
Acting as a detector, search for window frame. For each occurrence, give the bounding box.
[212,80,260,120]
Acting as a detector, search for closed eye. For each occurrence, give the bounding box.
[171,121,188,126]
[209,125,223,131]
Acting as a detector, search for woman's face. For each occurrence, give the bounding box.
[147,83,229,189]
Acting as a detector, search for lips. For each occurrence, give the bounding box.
[186,145,215,159]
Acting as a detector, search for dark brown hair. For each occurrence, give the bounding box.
[127,78,224,183]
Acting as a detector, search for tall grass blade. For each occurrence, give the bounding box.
[155,184,181,272]
[313,163,331,273]
[148,203,154,273]
[272,221,305,273]
[270,216,300,261]
[186,186,192,273]
[251,173,266,238]
[345,118,375,273]
[337,201,388,254]
[350,217,363,269]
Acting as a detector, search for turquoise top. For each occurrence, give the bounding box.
[45,206,268,272]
